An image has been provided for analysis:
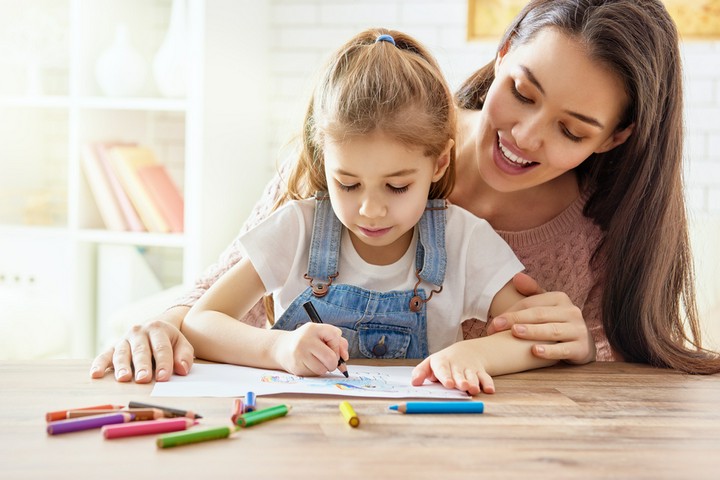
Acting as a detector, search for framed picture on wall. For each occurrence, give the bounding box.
[467,1,720,40]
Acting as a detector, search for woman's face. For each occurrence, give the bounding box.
[477,27,633,193]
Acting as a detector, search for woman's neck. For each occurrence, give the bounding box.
[452,109,581,232]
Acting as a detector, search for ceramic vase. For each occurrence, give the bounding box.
[153,0,187,97]
[95,23,147,97]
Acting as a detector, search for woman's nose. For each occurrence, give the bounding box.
[512,115,544,152]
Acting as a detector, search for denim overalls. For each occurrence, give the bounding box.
[272,194,447,359]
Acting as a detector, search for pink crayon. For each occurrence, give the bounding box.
[102,418,197,439]
[47,412,134,435]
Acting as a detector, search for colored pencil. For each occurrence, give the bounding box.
[236,404,291,427]
[302,301,349,378]
[45,404,124,422]
[47,412,135,435]
[244,391,257,413]
[67,408,164,421]
[156,425,238,448]
[388,402,485,414]
[127,401,202,419]
[230,398,245,423]
[339,401,360,428]
[103,418,196,439]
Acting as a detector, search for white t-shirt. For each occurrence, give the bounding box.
[239,198,524,354]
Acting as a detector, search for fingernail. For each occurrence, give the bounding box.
[116,368,128,379]
[514,325,527,334]
[90,366,99,374]
[135,369,148,381]
[157,368,167,379]
[535,345,545,354]
[180,360,189,374]
[494,317,507,328]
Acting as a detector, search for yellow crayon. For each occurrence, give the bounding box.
[339,401,360,428]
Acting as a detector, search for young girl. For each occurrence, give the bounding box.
[181,29,553,394]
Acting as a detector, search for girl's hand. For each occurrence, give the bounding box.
[89,309,195,383]
[272,322,349,377]
[411,341,495,395]
[487,273,596,364]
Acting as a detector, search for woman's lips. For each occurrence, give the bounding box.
[493,136,539,175]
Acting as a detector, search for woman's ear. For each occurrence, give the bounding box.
[432,139,454,182]
[595,123,634,153]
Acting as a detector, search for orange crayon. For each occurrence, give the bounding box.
[45,404,124,422]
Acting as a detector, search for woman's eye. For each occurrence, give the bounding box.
[388,185,409,194]
[561,125,583,143]
[511,83,532,104]
[338,182,359,192]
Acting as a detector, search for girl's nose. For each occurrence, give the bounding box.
[359,194,386,219]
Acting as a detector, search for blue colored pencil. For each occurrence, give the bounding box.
[388,401,484,414]
[244,391,257,413]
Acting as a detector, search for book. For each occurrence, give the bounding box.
[108,145,170,233]
[95,142,146,232]
[135,164,184,233]
[80,144,127,231]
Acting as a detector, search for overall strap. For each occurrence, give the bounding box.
[414,199,447,287]
[305,192,342,295]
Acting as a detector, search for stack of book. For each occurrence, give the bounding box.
[81,142,184,233]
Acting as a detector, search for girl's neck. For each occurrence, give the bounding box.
[348,228,415,266]
[452,109,581,232]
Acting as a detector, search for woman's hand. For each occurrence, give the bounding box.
[487,273,596,364]
[89,307,195,383]
[411,340,495,395]
[271,322,349,377]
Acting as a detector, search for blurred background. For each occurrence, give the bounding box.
[0,0,718,360]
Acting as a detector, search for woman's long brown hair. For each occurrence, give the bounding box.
[457,0,720,374]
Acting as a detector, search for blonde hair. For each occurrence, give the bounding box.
[276,27,456,209]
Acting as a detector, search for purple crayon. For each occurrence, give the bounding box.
[47,412,135,435]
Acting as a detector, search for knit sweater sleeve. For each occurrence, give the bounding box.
[169,164,289,327]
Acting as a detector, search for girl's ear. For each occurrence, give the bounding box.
[595,123,634,153]
[432,139,454,182]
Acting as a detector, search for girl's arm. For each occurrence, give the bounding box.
[411,281,556,394]
[183,257,349,376]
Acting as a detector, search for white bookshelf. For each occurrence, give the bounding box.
[0,0,270,358]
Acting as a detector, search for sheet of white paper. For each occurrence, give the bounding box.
[151,363,469,399]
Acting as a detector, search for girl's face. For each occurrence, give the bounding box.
[477,27,633,192]
[324,130,450,266]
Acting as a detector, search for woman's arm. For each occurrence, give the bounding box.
[486,273,596,364]
[90,168,287,382]
[411,280,556,394]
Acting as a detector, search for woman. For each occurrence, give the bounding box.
[91,0,720,384]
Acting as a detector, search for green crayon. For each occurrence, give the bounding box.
[156,425,238,448]
[236,404,291,427]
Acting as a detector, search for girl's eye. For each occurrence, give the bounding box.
[388,185,409,194]
[338,182,359,192]
[561,125,583,143]
[511,83,532,104]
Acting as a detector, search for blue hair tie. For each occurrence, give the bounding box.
[375,34,396,46]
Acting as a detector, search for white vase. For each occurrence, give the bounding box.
[95,24,147,97]
[153,0,188,97]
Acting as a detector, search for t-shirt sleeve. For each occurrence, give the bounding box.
[461,217,525,322]
[237,201,309,293]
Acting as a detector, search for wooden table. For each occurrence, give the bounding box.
[1,360,719,479]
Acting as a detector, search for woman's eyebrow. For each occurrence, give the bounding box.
[520,65,605,130]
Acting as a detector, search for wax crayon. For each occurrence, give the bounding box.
[45,404,124,422]
[302,301,349,377]
[236,404,290,427]
[156,425,238,448]
[339,401,360,428]
[47,412,134,435]
[127,401,202,419]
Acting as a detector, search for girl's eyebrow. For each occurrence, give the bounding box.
[520,65,605,130]
[335,168,418,177]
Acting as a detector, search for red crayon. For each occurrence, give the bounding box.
[230,398,245,424]
[45,404,125,422]
[47,412,135,435]
[102,418,197,439]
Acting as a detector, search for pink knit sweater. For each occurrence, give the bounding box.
[174,172,615,361]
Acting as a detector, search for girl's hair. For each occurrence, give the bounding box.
[277,27,456,207]
[458,0,720,374]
